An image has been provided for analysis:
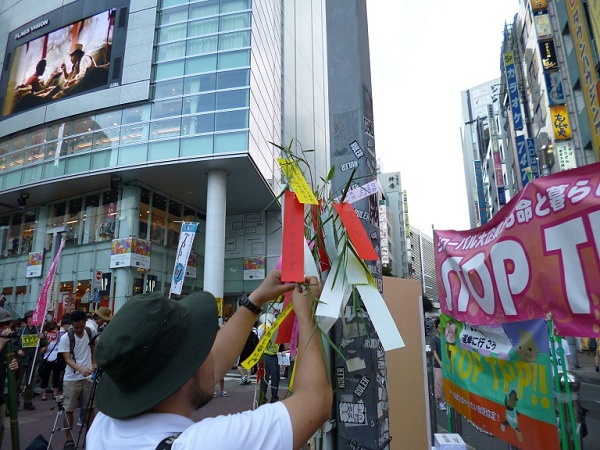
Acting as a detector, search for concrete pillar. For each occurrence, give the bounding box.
[203,169,227,303]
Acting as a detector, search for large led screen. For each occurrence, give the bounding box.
[1,2,128,119]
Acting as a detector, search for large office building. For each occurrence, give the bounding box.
[0,0,330,317]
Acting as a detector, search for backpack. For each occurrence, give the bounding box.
[57,326,93,364]
[589,338,597,352]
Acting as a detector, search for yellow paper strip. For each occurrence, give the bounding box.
[241,302,294,370]
[277,158,318,205]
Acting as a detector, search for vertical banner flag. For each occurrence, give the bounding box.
[440,315,558,449]
[32,238,66,326]
[169,222,198,296]
[281,191,305,282]
[435,162,600,337]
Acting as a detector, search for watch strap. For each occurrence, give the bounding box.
[239,294,262,315]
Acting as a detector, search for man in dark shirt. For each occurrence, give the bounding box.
[0,308,19,445]
[431,318,446,411]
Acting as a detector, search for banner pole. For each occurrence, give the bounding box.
[555,335,581,450]
[547,320,568,450]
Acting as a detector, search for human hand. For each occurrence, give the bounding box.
[80,367,92,377]
[8,358,17,371]
[61,63,66,71]
[17,350,24,357]
[249,270,295,306]
[292,276,321,320]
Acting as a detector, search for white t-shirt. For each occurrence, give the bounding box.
[58,328,93,381]
[86,402,293,450]
[86,319,99,339]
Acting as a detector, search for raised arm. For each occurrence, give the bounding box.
[282,276,332,450]
[211,270,294,381]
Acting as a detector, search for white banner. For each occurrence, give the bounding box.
[169,222,198,296]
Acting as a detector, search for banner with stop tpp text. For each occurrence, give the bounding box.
[439,315,558,450]
[434,162,600,337]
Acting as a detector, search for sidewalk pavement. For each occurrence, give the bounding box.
[569,350,600,386]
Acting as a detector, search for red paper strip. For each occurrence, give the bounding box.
[275,290,296,344]
[281,191,305,282]
[333,202,379,261]
[311,203,331,273]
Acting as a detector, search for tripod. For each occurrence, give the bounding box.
[74,368,102,449]
[47,396,72,450]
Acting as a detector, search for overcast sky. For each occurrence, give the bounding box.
[367,1,521,234]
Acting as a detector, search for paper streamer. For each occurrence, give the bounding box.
[335,179,378,204]
[281,191,305,282]
[241,302,294,370]
[277,158,319,205]
[333,203,378,260]
[355,283,405,351]
[304,239,320,278]
[315,257,351,333]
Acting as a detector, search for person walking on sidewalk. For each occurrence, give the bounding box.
[87,270,332,450]
[431,318,447,411]
[0,308,19,445]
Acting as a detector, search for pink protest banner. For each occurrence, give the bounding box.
[435,162,600,337]
[32,238,66,326]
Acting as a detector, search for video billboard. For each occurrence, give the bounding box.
[0,1,129,120]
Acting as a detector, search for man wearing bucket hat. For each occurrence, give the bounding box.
[60,43,96,90]
[87,269,332,450]
[86,306,113,339]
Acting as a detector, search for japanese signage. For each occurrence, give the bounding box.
[514,135,530,188]
[379,200,389,265]
[440,315,558,449]
[565,0,600,158]
[538,40,558,72]
[110,237,151,270]
[403,190,410,238]
[503,52,523,131]
[550,104,572,140]
[526,138,541,179]
[555,140,577,171]
[531,0,547,10]
[543,71,565,106]
[474,160,488,225]
[435,162,600,337]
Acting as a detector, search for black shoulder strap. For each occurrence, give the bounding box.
[155,434,180,450]
[68,328,76,362]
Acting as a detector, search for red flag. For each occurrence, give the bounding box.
[32,239,66,326]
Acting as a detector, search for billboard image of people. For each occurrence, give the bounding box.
[2,8,116,117]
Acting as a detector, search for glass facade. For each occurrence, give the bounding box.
[0,0,254,190]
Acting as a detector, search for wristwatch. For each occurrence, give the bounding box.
[239,294,262,314]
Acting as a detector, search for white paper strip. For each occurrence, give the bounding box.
[355,283,405,351]
[316,258,350,332]
[304,239,320,278]
[345,250,369,285]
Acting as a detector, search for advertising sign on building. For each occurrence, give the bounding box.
[473,160,488,225]
[533,10,552,39]
[514,135,530,188]
[526,138,540,178]
[503,52,524,131]
[543,71,565,106]
[110,237,151,269]
[565,0,600,159]
[550,104,572,140]
[538,40,558,72]
[531,0,547,10]
[379,200,389,265]
[487,105,504,188]
[26,251,44,278]
[243,257,265,280]
[555,140,577,170]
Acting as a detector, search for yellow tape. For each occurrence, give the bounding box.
[21,334,39,348]
[277,158,318,205]
[241,302,294,370]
